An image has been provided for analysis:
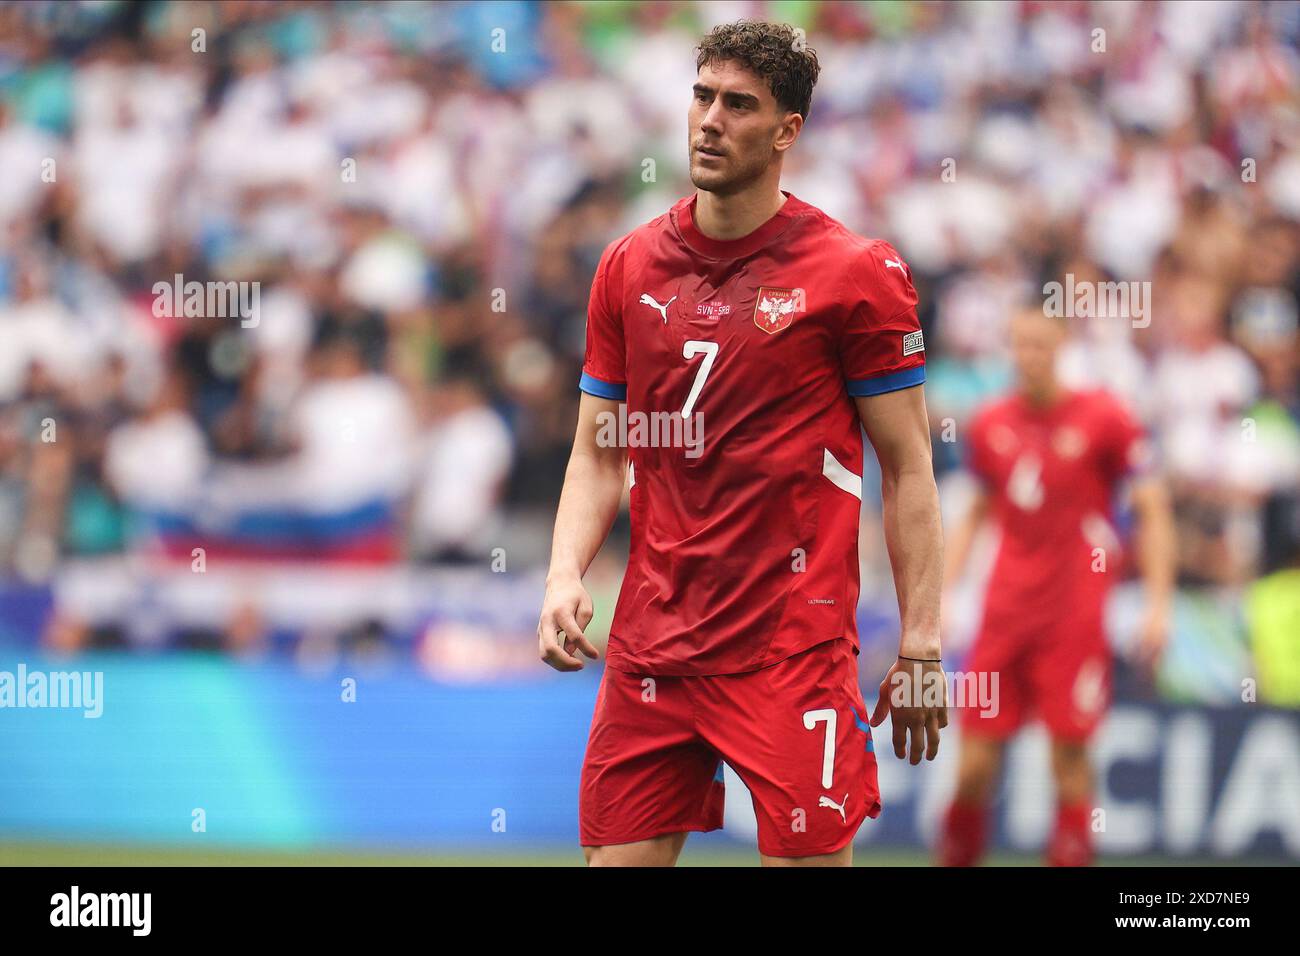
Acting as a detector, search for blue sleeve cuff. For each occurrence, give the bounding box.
[579,372,627,401]
[846,365,925,397]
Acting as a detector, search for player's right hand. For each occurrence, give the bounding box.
[537,577,599,672]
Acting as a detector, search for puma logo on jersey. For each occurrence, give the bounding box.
[639,293,676,323]
[818,792,849,823]
[884,258,906,272]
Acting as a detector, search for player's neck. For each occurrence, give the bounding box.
[693,182,788,241]
[1021,380,1065,409]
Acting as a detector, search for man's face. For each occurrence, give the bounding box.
[688,59,794,195]
[1009,311,1065,390]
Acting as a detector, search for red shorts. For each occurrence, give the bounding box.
[960,613,1111,741]
[579,638,881,857]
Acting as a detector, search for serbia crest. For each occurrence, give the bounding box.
[753,287,800,334]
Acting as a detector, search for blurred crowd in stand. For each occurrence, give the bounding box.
[0,2,1296,697]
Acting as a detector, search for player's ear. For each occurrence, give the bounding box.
[774,111,802,153]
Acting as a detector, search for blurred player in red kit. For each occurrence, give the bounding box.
[939,306,1176,866]
[537,21,947,866]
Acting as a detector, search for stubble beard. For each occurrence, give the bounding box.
[689,149,769,197]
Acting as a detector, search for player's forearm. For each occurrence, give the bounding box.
[1135,481,1177,612]
[881,464,944,658]
[942,492,986,588]
[941,515,975,589]
[547,446,626,584]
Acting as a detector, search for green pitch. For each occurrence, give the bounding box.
[0,841,1247,867]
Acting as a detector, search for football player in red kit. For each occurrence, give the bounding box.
[537,21,947,866]
[939,306,1176,866]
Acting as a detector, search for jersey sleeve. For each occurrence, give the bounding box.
[579,238,628,401]
[839,239,926,397]
[964,407,997,489]
[1098,392,1153,484]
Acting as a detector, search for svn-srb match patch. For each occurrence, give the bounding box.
[902,329,925,356]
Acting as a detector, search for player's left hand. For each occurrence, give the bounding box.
[870,657,949,765]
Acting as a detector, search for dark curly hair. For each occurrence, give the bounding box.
[695,21,821,120]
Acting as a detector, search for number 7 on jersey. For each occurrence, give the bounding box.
[681,340,718,418]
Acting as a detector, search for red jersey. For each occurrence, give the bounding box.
[967,388,1150,629]
[580,191,926,676]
